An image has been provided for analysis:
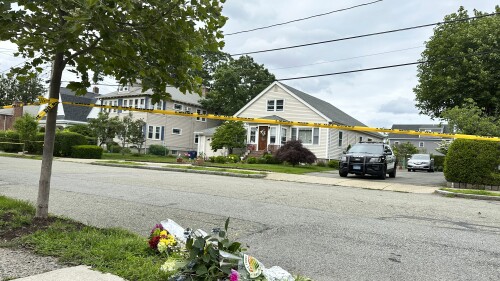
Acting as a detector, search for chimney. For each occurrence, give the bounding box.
[13,101,23,118]
[93,86,99,94]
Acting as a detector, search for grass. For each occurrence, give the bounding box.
[0,196,175,281]
[0,195,314,280]
[441,188,500,197]
[164,165,265,175]
[102,153,336,174]
[99,160,146,166]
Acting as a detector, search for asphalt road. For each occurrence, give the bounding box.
[1,157,499,281]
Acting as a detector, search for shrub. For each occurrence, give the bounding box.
[226,154,240,163]
[316,160,326,167]
[246,157,257,164]
[261,153,282,164]
[71,145,103,159]
[121,147,132,155]
[85,136,98,146]
[55,131,88,157]
[209,156,215,163]
[275,140,317,166]
[328,160,339,169]
[0,130,22,152]
[257,156,268,164]
[432,154,445,170]
[148,144,168,156]
[215,155,226,163]
[444,139,500,186]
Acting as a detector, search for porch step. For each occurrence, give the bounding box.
[246,150,266,159]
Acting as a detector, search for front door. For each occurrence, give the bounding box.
[258,126,268,151]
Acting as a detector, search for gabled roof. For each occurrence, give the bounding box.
[194,127,218,136]
[236,82,383,138]
[47,88,99,122]
[388,124,450,139]
[259,115,289,122]
[99,85,202,106]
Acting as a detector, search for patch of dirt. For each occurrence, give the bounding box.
[1,215,57,242]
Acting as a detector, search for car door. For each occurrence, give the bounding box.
[384,145,396,170]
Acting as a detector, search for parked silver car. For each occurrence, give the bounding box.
[407,154,434,172]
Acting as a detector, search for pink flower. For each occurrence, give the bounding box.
[230,269,239,281]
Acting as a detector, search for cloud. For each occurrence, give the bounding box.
[378,97,419,114]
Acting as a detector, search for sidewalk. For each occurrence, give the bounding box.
[13,266,125,281]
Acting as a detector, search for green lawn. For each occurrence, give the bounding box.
[102,153,336,174]
[441,188,500,197]
[164,165,265,175]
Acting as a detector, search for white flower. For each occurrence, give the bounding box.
[160,260,177,272]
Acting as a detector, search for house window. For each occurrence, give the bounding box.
[359,136,362,142]
[196,109,207,121]
[291,128,318,145]
[113,100,118,112]
[419,142,424,148]
[134,99,139,108]
[194,134,199,144]
[172,128,181,135]
[367,138,373,142]
[155,127,161,140]
[249,127,257,143]
[267,99,284,111]
[269,127,277,144]
[313,128,319,145]
[174,103,183,111]
[171,150,177,155]
[123,100,128,111]
[148,126,154,139]
[281,128,287,144]
[140,99,145,109]
[338,131,343,147]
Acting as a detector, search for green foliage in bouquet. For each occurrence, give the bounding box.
[179,218,243,280]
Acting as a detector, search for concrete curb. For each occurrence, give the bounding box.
[91,162,267,178]
[435,189,500,201]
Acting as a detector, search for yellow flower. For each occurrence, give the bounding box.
[160,230,167,236]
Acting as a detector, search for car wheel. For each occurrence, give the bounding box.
[380,166,386,180]
[389,167,396,178]
[339,170,348,177]
[407,169,411,172]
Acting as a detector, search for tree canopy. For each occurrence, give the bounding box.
[441,98,500,136]
[0,74,45,106]
[0,0,227,218]
[414,6,500,119]
[211,120,246,154]
[200,55,275,115]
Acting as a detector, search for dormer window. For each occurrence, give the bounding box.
[119,85,129,92]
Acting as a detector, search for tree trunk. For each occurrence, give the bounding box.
[36,53,65,218]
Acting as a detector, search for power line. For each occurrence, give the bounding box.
[276,50,498,82]
[269,46,424,71]
[230,12,499,56]
[225,0,383,36]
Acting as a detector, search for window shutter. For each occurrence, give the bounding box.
[161,126,165,141]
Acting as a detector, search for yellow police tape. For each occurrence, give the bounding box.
[11,97,500,142]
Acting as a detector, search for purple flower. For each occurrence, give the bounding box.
[150,223,163,233]
[230,269,239,281]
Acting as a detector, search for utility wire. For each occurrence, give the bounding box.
[230,12,499,56]
[276,50,498,82]
[269,46,424,71]
[225,0,383,36]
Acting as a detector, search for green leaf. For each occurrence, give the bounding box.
[195,265,208,275]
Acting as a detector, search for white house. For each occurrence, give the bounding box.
[232,82,384,160]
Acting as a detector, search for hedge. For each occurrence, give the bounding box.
[0,131,22,152]
[431,154,445,171]
[148,144,168,156]
[71,145,103,159]
[56,131,88,157]
[444,139,500,186]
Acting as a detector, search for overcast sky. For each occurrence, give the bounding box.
[220,0,497,128]
[0,0,496,128]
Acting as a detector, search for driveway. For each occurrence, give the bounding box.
[307,169,446,187]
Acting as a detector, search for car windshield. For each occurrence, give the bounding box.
[348,144,383,154]
[411,154,430,160]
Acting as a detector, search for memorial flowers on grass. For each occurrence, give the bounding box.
[149,224,177,255]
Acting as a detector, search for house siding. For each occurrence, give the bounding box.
[236,86,330,158]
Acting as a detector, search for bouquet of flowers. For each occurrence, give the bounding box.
[149,223,177,254]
